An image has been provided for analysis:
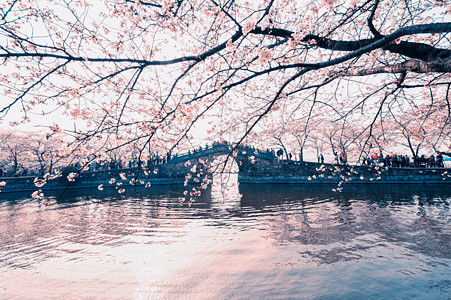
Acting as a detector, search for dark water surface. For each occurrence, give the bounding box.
[0,182,450,299]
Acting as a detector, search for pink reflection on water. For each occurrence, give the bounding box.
[0,185,450,299]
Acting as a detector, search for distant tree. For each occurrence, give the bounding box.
[389,100,451,163]
[27,135,65,175]
[0,131,30,174]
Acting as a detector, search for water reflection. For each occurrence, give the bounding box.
[241,184,450,260]
[0,184,450,298]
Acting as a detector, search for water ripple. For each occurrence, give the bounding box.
[0,184,450,299]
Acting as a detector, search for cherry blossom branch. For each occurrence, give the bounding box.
[0,60,69,117]
[367,0,382,38]
[116,66,144,131]
[0,0,18,21]
[301,23,451,64]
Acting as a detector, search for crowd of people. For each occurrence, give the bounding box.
[0,152,174,178]
[362,153,446,168]
[0,147,449,178]
[271,148,448,169]
[0,166,30,178]
[85,153,172,172]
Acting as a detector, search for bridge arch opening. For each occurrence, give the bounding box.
[209,154,240,174]
[210,155,240,208]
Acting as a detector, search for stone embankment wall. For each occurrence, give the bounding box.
[239,159,451,184]
[0,161,206,193]
[1,155,450,194]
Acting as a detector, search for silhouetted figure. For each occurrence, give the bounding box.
[437,153,444,168]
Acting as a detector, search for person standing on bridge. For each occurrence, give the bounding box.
[437,153,444,167]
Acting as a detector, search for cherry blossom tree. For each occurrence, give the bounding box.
[0,129,68,175]
[0,130,30,174]
[305,117,331,162]
[26,134,65,175]
[388,99,451,161]
[0,0,449,162]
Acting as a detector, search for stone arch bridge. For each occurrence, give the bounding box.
[167,142,277,173]
[164,143,451,185]
[1,142,450,193]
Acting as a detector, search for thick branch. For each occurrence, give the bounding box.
[0,29,244,65]
[367,0,382,37]
[302,22,451,64]
[342,59,451,76]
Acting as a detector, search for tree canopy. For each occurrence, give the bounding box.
[0,0,450,162]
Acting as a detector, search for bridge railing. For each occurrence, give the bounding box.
[168,142,277,164]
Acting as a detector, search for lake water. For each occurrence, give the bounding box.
[0,180,450,299]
